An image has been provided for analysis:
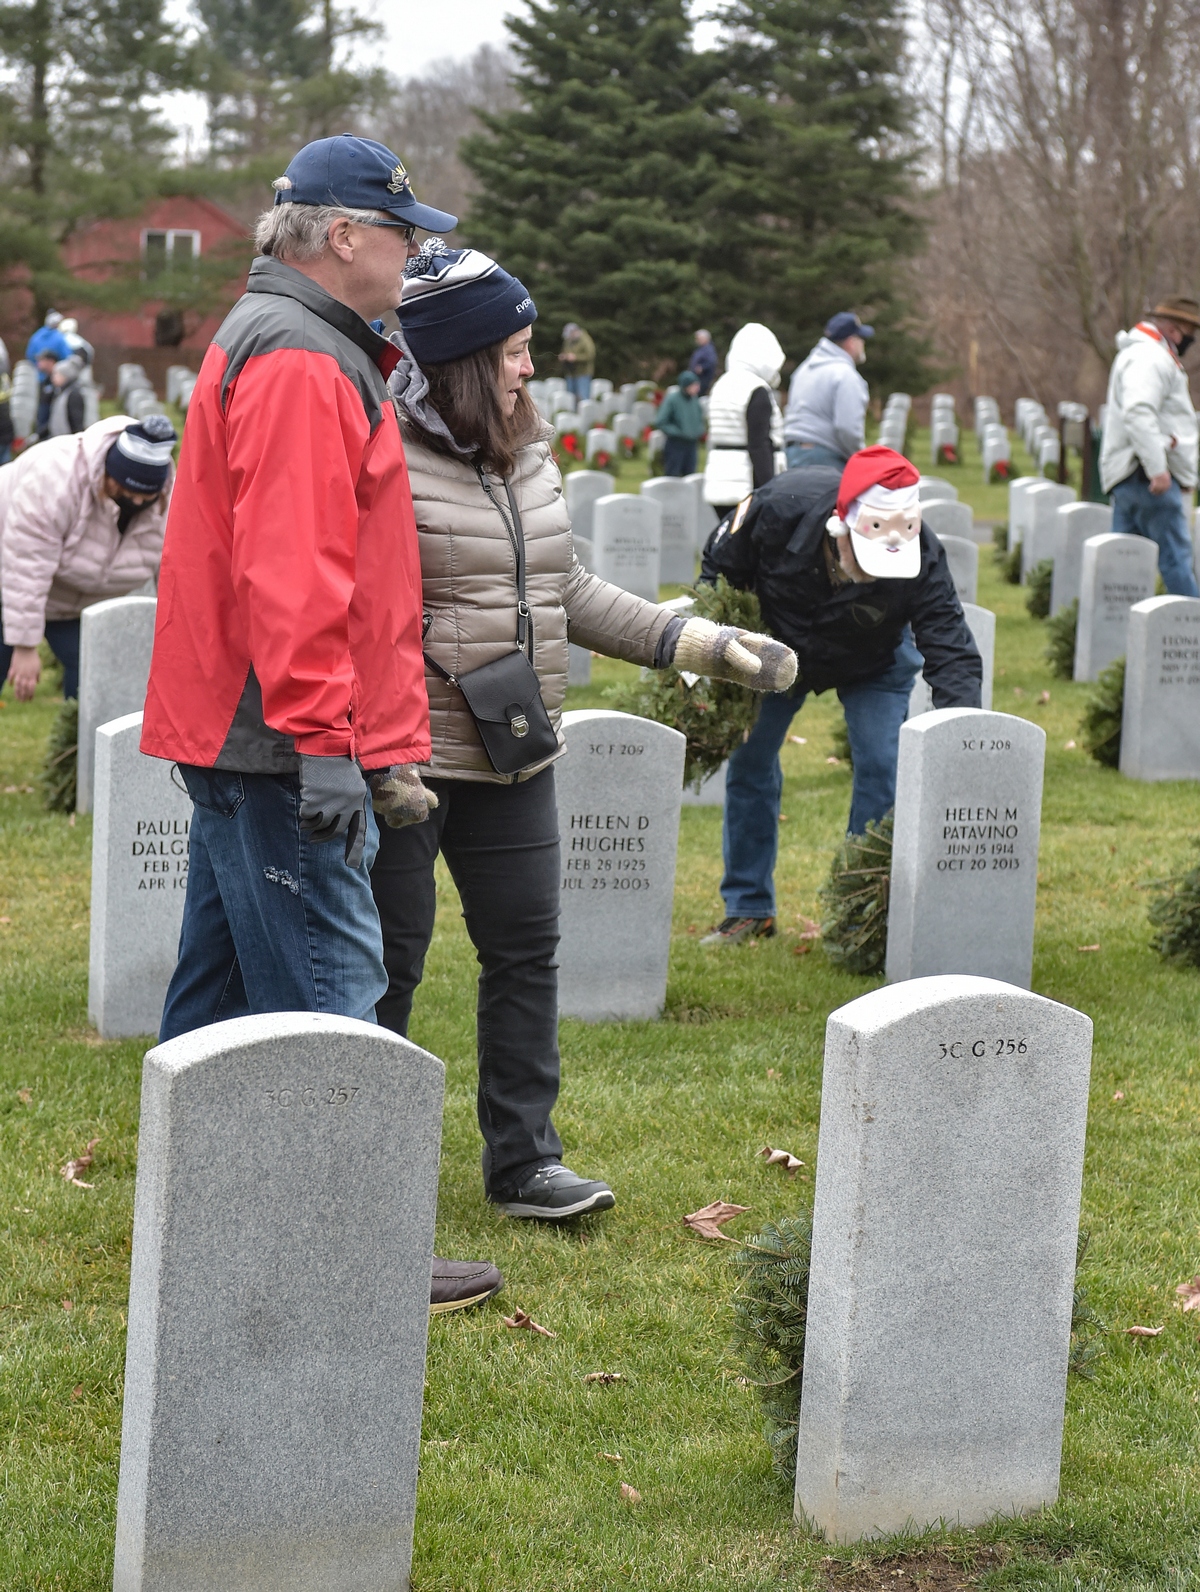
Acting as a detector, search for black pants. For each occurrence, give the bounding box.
[370,766,563,1198]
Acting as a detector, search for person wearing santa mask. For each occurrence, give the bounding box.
[697,446,983,946]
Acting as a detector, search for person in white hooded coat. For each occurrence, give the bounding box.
[702,322,785,513]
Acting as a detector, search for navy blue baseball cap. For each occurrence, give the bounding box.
[273,136,458,234]
[825,311,874,342]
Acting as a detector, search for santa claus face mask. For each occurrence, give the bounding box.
[844,483,922,579]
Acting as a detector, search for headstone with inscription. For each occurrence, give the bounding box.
[568,644,592,687]
[556,710,685,1020]
[795,974,1092,1543]
[640,477,697,584]
[585,426,617,465]
[1006,476,1040,552]
[77,593,159,814]
[593,494,662,601]
[680,762,727,807]
[1073,532,1158,682]
[1050,503,1112,616]
[564,470,615,545]
[886,709,1045,989]
[684,473,720,550]
[1022,483,1076,579]
[1119,596,1200,780]
[918,477,957,504]
[907,603,995,718]
[88,711,189,1040]
[936,534,978,605]
[113,1011,443,1592]
[921,499,974,542]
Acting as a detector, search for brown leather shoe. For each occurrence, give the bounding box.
[430,1257,504,1315]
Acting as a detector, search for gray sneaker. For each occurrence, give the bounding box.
[497,1162,616,1221]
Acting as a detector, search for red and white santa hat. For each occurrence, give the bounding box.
[826,445,922,579]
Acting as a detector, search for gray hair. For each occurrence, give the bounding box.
[254,189,385,262]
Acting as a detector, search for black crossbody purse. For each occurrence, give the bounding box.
[424,469,559,777]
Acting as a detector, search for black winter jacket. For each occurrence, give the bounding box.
[701,466,983,705]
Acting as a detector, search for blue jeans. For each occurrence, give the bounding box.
[1109,471,1199,596]
[785,442,849,472]
[663,437,698,477]
[566,374,592,401]
[159,766,385,1042]
[721,633,922,919]
[0,612,81,698]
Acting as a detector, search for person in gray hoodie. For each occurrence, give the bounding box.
[783,311,872,470]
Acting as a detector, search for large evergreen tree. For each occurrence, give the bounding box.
[461,0,730,378]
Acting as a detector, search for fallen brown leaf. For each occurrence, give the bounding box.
[1013,686,1025,697]
[17,1088,31,1104]
[0,917,10,925]
[760,1145,804,1177]
[1125,1325,1163,1337]
[60,1137,100,1188]
[71,1384,83,1399]
[583,1371,623,1384]
[796,916,822,940]
[682,1200,750,1241]
[68,813,76,827]
[620,1483,641,1504]
[502,1308,556,1338]
[1065,739,1077,750]
[1175,1276,1200,1313]
[767,1068,782,1080]
[778,813,789,822]
[601,1451,623,1463]
[792,941,813,957]
[1039,690,1051,703]
[61,1298,73,1312]
[788,735,807,745]
[825,755,841,765]
[1113,1090,1125,1101]
[1077,943,1100,952]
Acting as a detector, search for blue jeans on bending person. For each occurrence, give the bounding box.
[720,632,922,920]
[785,442,849,472]
[1109,470,1199,596]
[159,765,385,1042]
[0,612,81,698]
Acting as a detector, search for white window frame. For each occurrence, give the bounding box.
[141,228,202,265]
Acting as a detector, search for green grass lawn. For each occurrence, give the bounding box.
[5,431,1200,1590]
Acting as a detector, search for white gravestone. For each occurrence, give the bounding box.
[1073,532,1158,682]
[936,534,978,605]
[1050,503,1112,616]
[684,473,720,550]
[1006,476,1040,550]
[585,426,616,465]
[1022,483,1076,580]
[113,1012,444,1592]
[921,499,974,543]
[918,477,957,504]
[640,477,697,585]
[1119,596,1200,780]
[593,494,662,601]
[89,713,189,1040]
[795,975,1092,1544]
[886,708,1045,989]
[556,710,685,1021]
[568,643,592,686]
[907,603,995,718]
[680,762,727,807]
[77,594,158,814]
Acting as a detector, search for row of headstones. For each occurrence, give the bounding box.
[112,708,1089,1580]
[9,357,102,440]
[116,364,169,422]
[1014,397,1061,473]
[877,391,910,451]
[930,392,958,465]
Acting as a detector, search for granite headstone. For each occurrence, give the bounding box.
[921,499,974,543]
[1119,596,1200,780]
[640,477,697,584]
[936,534,978,605]
[1073,532,1158,682]
[907,603,995,718]
[1022,483,1076,580]
[1049,503,1112,617]
[593,494,662,601]
[77,594,158,814]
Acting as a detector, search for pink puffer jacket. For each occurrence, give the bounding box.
[0,415,173,647]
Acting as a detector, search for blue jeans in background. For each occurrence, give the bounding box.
[1109,471,1199,596]
[159,765,385,1042]
[720,632,922,919]
[0,612,81,698]
[662,437,698,477]
[785,442,849,472]
[566,374,592,401]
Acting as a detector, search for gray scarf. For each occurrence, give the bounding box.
[387,328,476,459]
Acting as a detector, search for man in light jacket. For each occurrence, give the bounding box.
[1100,295,1200,596]
[783,311,872,471]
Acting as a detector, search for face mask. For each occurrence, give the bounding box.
[1179,332,1195,358]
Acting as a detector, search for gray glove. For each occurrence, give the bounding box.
[298,754,369,867]
[366,765,439,828]
[672,617,798,692]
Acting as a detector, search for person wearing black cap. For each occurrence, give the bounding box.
[783,311,874,472]
[141,136,502,1316]
[375,241,796,1220]
[0,414,175,701]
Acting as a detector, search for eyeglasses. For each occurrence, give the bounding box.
[356,217,418,244]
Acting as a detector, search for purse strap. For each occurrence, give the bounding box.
[475,465,531,653]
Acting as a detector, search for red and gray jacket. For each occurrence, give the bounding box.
[141,255,430,773]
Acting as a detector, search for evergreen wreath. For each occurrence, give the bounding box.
[1147,841,1200,967]
[730,1215,812,1482]
[991,522,1009,563]
[1080,656,1124,768]
[818,815,892,974]
[40,699,78,814]
[1025,559,1053,619]
[611,577,766,789]
[1045,598,1078,679]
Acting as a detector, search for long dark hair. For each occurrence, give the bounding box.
[420,337,541,477]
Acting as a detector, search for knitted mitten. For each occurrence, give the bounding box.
[672,618,797,692]
[366,765,440,828]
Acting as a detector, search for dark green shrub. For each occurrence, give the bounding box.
[40,699,78,813]
[819,816,892,974]
[730,1215,812,1481]
[1080,657,1124,768]
[992,522,1009,561]
[1045,599,1078,679]
[1147,842,1200,967]
[1003,546,1022,584]
[1025,559,1053,619]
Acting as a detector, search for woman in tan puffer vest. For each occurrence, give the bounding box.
[370,243,796,1223]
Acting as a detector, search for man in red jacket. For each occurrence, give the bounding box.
[142,136,503,1313]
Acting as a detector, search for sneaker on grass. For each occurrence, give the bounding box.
[430,1257,504,1314]
[699,915,776,947]
[497,1162,616,1221]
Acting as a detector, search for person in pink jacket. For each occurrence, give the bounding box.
[0,414,174,700]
